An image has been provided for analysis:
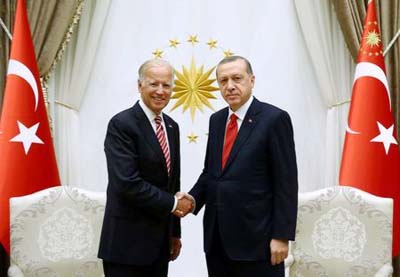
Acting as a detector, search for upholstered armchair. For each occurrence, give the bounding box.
[286,186,393,277]
[8,186,106,277]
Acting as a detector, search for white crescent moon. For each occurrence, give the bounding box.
[7,59,39,111]
[346,124,361,135]
[353,62,391,109]
[346,62,391,135]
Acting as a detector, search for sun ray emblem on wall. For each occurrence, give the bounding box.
[170,57,219,121]
[151,35,234,122]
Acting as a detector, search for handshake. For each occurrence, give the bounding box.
[173,192,195,218]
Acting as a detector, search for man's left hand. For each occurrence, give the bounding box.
[170,237,182,261]
[270,238,288,266]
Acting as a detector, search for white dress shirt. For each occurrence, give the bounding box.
[226,95,254,133]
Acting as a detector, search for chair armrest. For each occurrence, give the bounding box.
[375,263,393,277]
[284,254,294,268]
[8,265,24,277]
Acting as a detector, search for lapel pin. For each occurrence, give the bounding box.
[248,119,253,123]
[168,124,173,128]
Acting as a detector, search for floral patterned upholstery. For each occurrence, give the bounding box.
[287,186,393,277]
[8,186,106,277]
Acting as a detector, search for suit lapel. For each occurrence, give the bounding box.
[135,104,167,171]
[215,109,228,176]
[223,99,261,172]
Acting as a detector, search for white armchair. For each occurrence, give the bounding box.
[8,186,106,277]
[286,186,393,277]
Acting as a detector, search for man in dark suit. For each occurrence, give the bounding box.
[186,56,298,276]
[98,59,193,277]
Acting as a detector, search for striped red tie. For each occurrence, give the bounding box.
[155,115,171,174]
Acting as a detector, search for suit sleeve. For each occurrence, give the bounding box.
[171,123,181,238]
[105,117,175,217]
[269,111,298,240]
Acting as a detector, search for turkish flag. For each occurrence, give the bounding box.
[0,0,60,254]
[339,0,400,257]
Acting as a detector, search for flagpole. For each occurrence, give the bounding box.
[383,28,400,57]
[0,17,12,40]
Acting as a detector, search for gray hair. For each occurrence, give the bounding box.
[138,59,174,82]
[216,55,253,77]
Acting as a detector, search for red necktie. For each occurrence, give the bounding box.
[222,114,238,169]
[155,115,171,174]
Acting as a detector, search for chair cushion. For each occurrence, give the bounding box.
[9,186,106,276]
[290,186,393,276]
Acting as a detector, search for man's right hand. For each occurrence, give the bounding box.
[173,192,195,217]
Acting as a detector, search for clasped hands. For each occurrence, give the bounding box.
[173,192,195,218]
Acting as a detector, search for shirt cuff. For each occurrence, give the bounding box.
[171,196,178,212]
[188,194,196,213]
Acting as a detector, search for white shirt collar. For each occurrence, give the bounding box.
[139,100,163,123]
[228,95,254,121]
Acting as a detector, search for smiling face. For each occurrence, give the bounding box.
[138,63,174,114]
[216,58,255,111]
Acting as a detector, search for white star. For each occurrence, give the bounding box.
[370,121,398,155]
[10,121,44,155]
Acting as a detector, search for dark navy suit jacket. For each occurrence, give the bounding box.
[190,97,298,261]
[98,102,180,266]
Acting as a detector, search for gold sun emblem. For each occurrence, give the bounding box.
[365,30,381,47]
[170,58,219,121]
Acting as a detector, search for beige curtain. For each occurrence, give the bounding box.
[0,0,15,111]
[331,0,400,138]
[0,0,82,112]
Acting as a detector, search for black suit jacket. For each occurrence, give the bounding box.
[189,97,298,261]
[98,102,180,265]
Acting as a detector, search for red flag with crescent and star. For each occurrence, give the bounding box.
[339,0,400,257]
[0,0,60,254]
